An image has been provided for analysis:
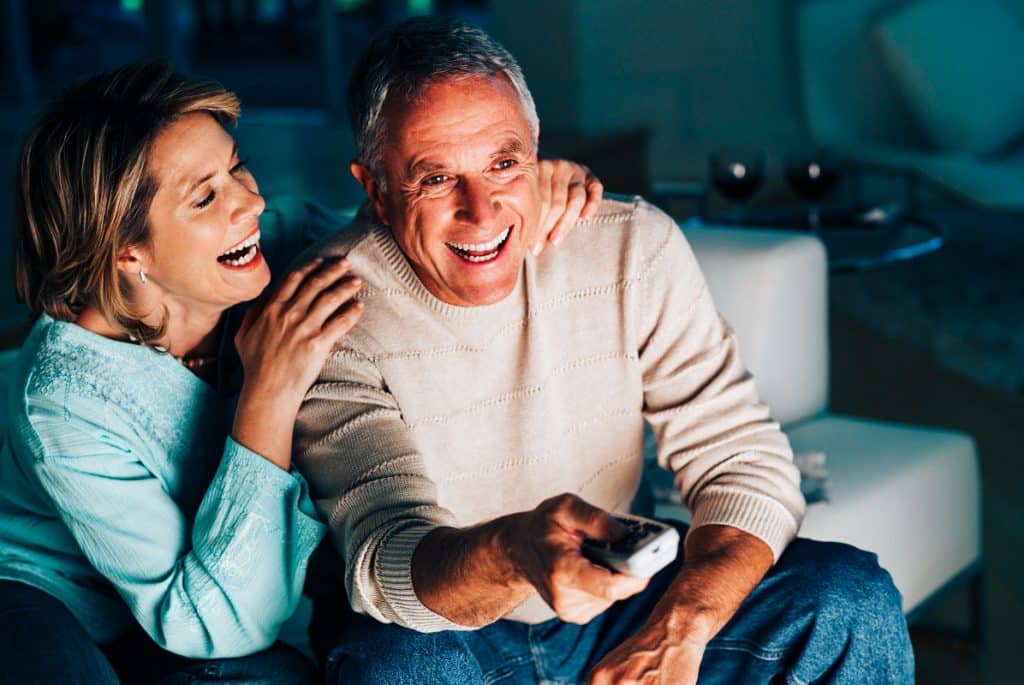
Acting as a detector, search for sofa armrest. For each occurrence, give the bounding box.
[684,225,829,426]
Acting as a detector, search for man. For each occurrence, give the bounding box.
[295,17,914,684]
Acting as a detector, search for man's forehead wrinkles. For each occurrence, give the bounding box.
[399,133,531,179]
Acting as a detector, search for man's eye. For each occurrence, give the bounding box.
[423,174,449,187]
[495,159,517,171]
[196,190,216,209]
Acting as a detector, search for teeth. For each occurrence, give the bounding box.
[447,227,510,253]
[463,251,499,262]
[223,244,258,267]
[219,230,261,259]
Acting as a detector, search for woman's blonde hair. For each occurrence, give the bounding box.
[14,62,241,342]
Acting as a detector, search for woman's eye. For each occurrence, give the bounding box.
[231,158,249,174]
[196,190,215,209]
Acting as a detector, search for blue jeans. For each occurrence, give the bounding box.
[0,580,316,685]
[322,529,914,684]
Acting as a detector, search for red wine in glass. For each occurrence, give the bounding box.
[785,156,839,229]
[710,151,764,219]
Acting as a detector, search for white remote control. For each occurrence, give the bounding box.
[581,514,680,578]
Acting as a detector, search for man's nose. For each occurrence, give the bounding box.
[456,177,499,226]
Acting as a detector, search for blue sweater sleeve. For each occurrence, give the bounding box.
[26,398,326,658]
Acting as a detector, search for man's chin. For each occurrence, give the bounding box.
[440,271,521,307]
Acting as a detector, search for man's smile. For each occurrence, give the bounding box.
[445,226,513,264]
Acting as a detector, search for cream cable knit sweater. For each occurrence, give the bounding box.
[294,197,805,633]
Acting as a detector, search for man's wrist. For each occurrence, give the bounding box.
[491,512,534,592]
[655,590,721,646]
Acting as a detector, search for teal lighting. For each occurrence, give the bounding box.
[121,0,142,11]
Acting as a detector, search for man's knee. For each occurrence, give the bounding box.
[791,540,904,628]
[327,624,482,685]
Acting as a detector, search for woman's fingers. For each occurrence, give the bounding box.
[307,276,363,331]
[580,172,604,220]
[542,179,587,252]
[286,257,353,313]
[533,161,605,256]
[321,299,365,347]
[275,256,324,303]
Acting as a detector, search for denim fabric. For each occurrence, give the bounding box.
[0,581,317,685]
[323,526,914,685]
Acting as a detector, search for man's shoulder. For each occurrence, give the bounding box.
[557,194,686,275]
[295,205,379,266]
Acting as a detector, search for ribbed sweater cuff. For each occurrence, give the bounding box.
[689,489,799,562]
[376,524,470,633]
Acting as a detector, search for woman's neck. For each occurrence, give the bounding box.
[76,301,223,359]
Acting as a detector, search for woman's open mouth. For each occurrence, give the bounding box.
[445,226,512,264]
[217,230,262,269]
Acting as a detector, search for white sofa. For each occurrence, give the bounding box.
[0,217,981,647]
[654,224,982,617]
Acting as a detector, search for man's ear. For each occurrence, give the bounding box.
[350,161,391,226]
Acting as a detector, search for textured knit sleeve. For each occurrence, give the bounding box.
[636,203,805,561]
[25,396,326,658]
[293,348,464,633]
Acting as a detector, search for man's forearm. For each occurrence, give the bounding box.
[652,525,775,643]
[410,514,534,627]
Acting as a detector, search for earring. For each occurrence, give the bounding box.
[139,271,148,284]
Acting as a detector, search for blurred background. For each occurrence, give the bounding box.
[1,2,1021,683]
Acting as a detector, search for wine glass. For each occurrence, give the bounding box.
[784,154,840,230]
[709,150,764,221]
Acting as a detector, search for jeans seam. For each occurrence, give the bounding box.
[527,624,550,683]
[704,639,787,661]
[482,654,533,684]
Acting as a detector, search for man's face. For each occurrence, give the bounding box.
[354,74,540,306]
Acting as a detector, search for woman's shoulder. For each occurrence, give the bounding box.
[15,316,208,453]
[21,315,156,402]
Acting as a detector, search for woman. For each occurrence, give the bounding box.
[0,63,602,684]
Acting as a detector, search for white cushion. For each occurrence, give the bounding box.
[875,0,1024,155]
[788,413,980,612]
[684,226,828,426]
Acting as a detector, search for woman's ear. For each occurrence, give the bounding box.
[116,245,148,280]
[350,161,391,226]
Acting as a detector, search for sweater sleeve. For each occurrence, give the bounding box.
[636,203,805,561]
[293,348,464,633]
[25,397,326,658]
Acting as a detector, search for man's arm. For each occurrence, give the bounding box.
[296,347,646,631]
[588,202,805,680]
[412,494,648,627]
[589,525,772,684]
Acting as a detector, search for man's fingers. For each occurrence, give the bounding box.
[552,494,629,543]
[570,558,649,602]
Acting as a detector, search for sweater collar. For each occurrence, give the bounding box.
[369,221,527,322]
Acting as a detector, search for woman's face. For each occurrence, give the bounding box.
[136,111,270,316]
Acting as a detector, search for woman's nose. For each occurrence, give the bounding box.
[230,175,265,225]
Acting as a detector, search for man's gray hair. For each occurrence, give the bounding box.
[347,17,539,184]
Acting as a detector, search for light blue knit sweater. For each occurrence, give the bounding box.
[0,315,326,658]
